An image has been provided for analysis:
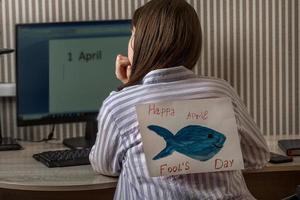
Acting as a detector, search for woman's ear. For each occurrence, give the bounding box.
[128,29,135,65]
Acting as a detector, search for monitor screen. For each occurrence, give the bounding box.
[16,20,131,126]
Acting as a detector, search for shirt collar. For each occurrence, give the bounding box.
[142,66,197,85]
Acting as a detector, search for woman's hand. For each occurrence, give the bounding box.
[115,54,132,84]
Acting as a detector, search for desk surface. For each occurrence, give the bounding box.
[0,136,299,191]
[247,135,300,173]
[0,141,118,191]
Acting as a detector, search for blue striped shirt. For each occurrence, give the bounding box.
[89,66,270,200]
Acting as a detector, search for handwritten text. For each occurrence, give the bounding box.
[214,159,234,170]
[160,161,190,176]
[148,104,175,118]
[186,110,208,121]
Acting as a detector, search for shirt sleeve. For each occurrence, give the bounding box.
[236,112,270,169]
[228,87,270,170]
[89,105,125,177]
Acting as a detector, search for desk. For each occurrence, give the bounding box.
[243,136,300,200]
[0,141,117,200]
[0,137,300,200]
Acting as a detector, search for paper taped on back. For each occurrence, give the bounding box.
[136,97,244,177]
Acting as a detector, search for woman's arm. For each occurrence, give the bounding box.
[230,90,270,169]
[89,55,131,176]
[89,106,125,177]
[236,111,270,170]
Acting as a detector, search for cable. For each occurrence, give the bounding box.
[47,124,55,141]
[28,125,56,143]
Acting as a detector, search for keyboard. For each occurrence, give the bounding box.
[33,148,91,168]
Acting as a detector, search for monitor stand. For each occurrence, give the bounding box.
[63,120,97,149]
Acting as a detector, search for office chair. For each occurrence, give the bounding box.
[282,185,300,200]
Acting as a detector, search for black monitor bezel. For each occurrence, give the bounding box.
[15,19,131,126]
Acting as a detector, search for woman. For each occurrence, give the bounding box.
[89,0,269,199]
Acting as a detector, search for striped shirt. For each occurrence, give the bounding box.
[89,66,270,200]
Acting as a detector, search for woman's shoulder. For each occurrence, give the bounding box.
[193,76,241,101]
[100,84,143,111]
[196,76,234,89]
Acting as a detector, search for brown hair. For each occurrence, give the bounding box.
[120,0,202,90]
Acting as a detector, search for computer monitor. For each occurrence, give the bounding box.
[16,20,131,148]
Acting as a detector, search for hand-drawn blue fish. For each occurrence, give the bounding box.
[148,125,226,161]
